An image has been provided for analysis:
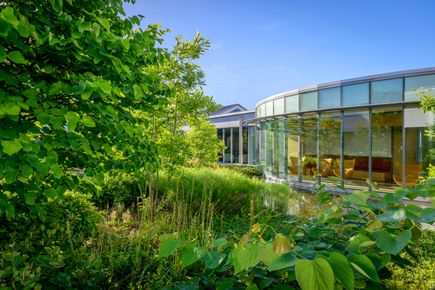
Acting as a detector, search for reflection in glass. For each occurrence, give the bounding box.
[248,126,256,164]
[319,87,340,109]
[265,122,273,173]
[274,98,285,115]
[243,127,248,164]
[342,83,369,107]
[300,91,318,111]
[217,129,223,162]
[224,128,231,163]
[405,74,435,101]
[319,112,341,183]
[402,128,433,186]
[343,111,369,188]
[273,120,286,178]
[258,123,265,167]
[301,114,318,182]
[285,95,299,113]
[287,116,299,180]
[372,108,402,190]
[232,127,239,163]
[371,78,403,104]
[266,102,273,116]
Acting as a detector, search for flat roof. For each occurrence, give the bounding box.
[256,66,435,108]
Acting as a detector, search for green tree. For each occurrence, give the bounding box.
[0,0,173,286]
[186,121,225,167]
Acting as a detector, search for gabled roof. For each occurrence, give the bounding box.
[210,104,247,116]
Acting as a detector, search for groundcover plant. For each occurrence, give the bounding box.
[159,182,435,290]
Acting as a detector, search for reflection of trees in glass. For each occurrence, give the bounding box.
[417,89,435,178]
[287,116,299,177]
[301,115,317,180]
[319,113,341,180]
[319,114,340,157]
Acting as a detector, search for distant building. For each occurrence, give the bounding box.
[209,104,256,164]
[209,67,435,192]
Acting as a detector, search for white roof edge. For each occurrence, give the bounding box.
[209,110,255,118]
[255,66,435,108]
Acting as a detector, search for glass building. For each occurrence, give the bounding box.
[210,104,257,165]
[210,68,435,192]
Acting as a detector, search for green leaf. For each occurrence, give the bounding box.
[65,111,80,132]
[295,257,334,290]
[0,19,10,36]
[265,252,297,272]
[81,84,94,100]
[20,164,33,178]
[232,243,264,274]
[212,237,228,248]
[348,254,380,283]
[181,245,204,269]
[8,51,27,64]
[203,251,226,269]
[377,208,406,222]
[375,230,412,256]
[0,46,6,62]
[24,192,36,205]
[327,252,354,290]
[1,102,21,115]
[97,17,110,29]
[159,234,182,257]
[418,208,435,223]
[5,167,19,184]
[133,84,144,99]
[1,7,19,26]
[17,16,30,37]
[49,81,63,95]
[6,204,15,221]
[2,139,22,155]
[78,21,91,33]
[344,190,369,206]
[81,115,96,127]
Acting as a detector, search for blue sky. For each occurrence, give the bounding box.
[124,0,435,109]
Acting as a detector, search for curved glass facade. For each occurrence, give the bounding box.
[255,69,435,191]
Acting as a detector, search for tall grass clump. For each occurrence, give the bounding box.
[158,167,294,216]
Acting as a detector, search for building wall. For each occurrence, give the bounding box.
[254,68,435,191]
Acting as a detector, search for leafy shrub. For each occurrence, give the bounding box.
[157,180,435,289]
[219,164,263,178]
[0,191,102,288]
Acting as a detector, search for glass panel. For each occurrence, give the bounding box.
[319,112,341,183]
[285,95,299,113]
[300,91,318,111]
[273,121,279,176]
[248,126,256,164]
[274,98,285,115]
[273,120,286,178]
[403,128,433,185]
[371,78,403,104]
[319,87,340,109]
[224,128,231,163]
[372,107,403,190]
[242,127,248,164]
[232,127,239,163]
[301,114,318,182]
[266,102,273,116]
[265,122,273,173]
[217,129,224,162]
[343,111,369,188]
[342,83,369,107]
[258,123,265,167]
[405,74,435,101]
[287,116,299,180]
